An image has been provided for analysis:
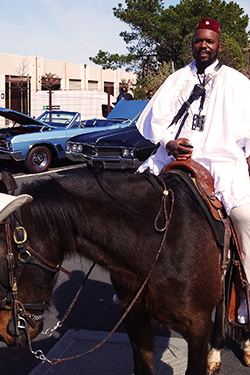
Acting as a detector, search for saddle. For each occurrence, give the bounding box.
[161,158,225,221]
[161,158,250,331]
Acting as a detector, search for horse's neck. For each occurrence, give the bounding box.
[74,173,157,270]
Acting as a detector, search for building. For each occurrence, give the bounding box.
[0,53,136,127]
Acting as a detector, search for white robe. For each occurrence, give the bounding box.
[137,60,250,214]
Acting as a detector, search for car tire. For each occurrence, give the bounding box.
[25,146,52,173]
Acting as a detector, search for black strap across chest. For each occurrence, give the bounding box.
[168,62,222,139]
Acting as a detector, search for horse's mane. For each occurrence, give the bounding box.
[94,170,162,215]
[18,170,203,256]
[19,172,153,253]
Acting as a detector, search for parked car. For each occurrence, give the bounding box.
[0,100,148,173]
[66,124,158,170]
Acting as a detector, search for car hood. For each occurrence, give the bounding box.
[84,100,148,126]
[106,100,148,120]
[0,107,52,140]
[0,107,45,126]
[0,124,62,141]
[69,126,144,147]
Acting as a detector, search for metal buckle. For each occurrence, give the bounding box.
[18,250,31,263]
[13,227,27,245]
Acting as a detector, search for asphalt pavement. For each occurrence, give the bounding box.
[29,328,250,375]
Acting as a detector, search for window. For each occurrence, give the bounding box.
[41,77,61,91]
[69,79,81,90]
[88,80,98,90]
[104,81,114,96]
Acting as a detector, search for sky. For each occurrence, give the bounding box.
[1,0,250,66]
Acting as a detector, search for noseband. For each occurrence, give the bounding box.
[0,217,71,344]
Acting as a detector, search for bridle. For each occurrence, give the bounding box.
[0,217,71,346]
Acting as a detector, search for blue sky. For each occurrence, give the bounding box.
[1,0,249,65]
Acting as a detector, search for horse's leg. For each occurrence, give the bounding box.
[207,301,225,375]
[243,339,250,366]
[123,309,154,375]
[185,311,212,375]
[243,330,250,366]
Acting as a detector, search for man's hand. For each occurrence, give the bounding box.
[166,138,193,160]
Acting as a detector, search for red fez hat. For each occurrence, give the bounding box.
[195,17,221,34]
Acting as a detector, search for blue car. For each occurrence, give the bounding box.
[0,100,148,173]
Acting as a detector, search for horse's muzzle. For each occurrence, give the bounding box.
[0,310,43,347]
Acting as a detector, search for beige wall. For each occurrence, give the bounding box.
[0,53,136,126]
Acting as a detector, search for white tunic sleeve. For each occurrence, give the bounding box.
[136,66,191,148]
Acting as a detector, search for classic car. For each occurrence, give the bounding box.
[66,124,158,170]
[0,100,148,173]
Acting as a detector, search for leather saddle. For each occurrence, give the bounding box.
[161,158,226,221]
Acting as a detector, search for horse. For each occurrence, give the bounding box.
[0,168,242,374]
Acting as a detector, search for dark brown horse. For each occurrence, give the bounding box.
[0,169,226,374]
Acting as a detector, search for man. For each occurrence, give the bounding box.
[146,89,154,100]
[116,86,133,103]
[136,18,250,324]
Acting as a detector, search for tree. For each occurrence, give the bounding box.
[133,61,173,99]
[90,0,249,75]
[12,58,30,113]
[41,73,60,110]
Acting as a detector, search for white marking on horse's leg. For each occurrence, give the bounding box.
[243,339,250,366]
[207,348,221,374]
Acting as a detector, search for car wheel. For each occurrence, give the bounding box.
[25,146,52,173]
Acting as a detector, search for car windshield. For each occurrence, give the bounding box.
[37,112,76,127]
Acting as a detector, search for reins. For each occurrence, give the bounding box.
[41,176,174,366]
[41,261,97,337]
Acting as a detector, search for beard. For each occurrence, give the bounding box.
[193,46,220,71]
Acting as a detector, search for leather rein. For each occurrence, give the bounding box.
[46,176,174,366]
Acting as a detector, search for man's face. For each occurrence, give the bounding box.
[192,29,221,71]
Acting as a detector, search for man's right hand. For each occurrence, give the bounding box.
[166,138,193,160]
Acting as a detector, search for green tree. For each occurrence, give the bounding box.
[90,0,249,74]
[133,61,173,99]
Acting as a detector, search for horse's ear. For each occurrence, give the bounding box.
[0,170,18,193]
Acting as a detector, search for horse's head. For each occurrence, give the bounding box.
[0,171,51,347]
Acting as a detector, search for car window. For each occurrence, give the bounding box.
[37,112,77,127]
